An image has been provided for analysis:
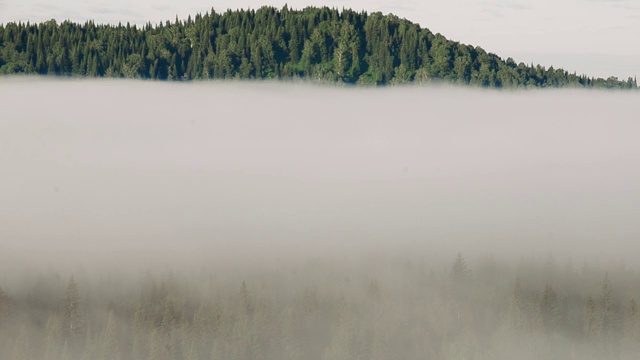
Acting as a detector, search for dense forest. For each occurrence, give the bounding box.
[0,6,637,88]
[1,253,640,360]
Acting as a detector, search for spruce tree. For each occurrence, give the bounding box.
[540,284,560,332]
[63,275,82,338]
[0,286,9,321]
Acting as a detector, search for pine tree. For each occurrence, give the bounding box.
[63,275,82,338]
[451,252,471,284]
[540,284,560,332]
[598,274,620,356]
[99,310,120,360]
[0,285,9,322]
[279,307,303,360]
[622,299,640,358]
[148,329,170,360]
[11,325,34,360]
[322,315,354,360]
[81,324,98,360]
[584,296,600,342]
[43,314,64,360]
[507,278,526,332]
[0,7,635,88]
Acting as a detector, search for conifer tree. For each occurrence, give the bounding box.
[0,285,9,322]
[584,296,599,341]
[11,325,34,360]
[63,275,82,339]
[43,314,64,360]
[0,6,635,88]
[598,274,620,356]
[451,252,471,284]
[622,299,640,358]
[540,284,560,332]
[99,310,120,360]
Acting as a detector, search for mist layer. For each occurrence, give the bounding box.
[1,79,639,263]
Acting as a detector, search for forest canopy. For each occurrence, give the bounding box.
[0,5,637,88]
[2,253,640,360]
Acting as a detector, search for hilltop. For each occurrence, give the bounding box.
[0,6,637,88]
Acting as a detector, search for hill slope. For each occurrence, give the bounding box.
[0,6,637,88]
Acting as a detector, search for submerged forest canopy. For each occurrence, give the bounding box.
[1,254,640,360]
[0,5,637,88]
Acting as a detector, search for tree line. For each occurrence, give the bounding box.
[0,6,637,88]
[1,253,640,359]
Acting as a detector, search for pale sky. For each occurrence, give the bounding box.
[1,0,638,79]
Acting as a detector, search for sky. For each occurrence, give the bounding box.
[2,79,640,262]
[0,0,638,80]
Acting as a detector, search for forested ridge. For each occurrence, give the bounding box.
[1,253,640,359]
[0,5,637,88]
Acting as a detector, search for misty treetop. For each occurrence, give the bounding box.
[0,5,637,88]
[2,253,640,360]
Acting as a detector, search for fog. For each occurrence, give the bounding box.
[1,79,640,264]
[2,79,640,360]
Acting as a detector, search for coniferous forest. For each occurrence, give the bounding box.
[1,253,640,360]
[0,5,638,88]
[2,5,640,360]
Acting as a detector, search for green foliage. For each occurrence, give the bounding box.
[0,7,636,88]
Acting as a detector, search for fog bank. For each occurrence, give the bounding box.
[1,79,639,266]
